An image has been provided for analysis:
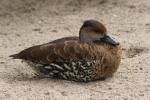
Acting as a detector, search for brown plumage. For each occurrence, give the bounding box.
[10,20,122,82]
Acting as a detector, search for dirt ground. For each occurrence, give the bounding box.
[0,0,150,100]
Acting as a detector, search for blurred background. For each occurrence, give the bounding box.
[0,0,150,100]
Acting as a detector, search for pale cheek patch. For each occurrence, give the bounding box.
[90,34,103,40]
[80,32,103,43]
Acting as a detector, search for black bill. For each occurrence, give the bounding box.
[101,34,119,46]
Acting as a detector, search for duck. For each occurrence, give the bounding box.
[10,20,122,82]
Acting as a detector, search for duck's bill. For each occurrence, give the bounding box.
[101,34,119,46]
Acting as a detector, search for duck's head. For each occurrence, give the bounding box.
[79,20,119,46]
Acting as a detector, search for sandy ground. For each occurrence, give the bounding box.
[0,0,150,100]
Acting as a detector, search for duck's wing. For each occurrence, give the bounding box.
[10,36,92,64]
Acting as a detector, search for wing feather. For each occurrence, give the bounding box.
[10,37,93,64]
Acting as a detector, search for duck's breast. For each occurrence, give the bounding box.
[90,43,122,79]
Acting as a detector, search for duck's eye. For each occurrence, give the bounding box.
[93,29,100,33]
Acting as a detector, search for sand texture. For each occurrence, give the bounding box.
[0,0,150,100]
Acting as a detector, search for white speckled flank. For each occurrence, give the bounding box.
[26,58,97,82]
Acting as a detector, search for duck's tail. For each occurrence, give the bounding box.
[9,54,20,59]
